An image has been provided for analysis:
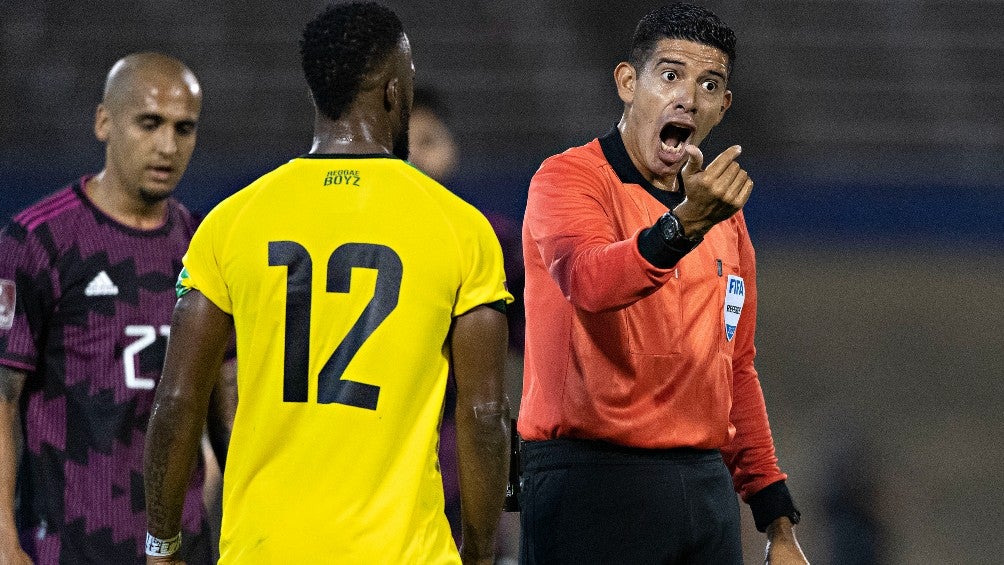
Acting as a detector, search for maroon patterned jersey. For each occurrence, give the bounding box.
[0,177,211,564]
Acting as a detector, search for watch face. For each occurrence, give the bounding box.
[661,213,679,241]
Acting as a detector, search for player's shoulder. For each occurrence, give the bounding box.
[405,167,491,227]
[8,182,86,235]
[529,138,609,195]
[732,208,753,240]
[197,164,284,226]
[166,198,200,232]
[233,157,312,198]
[1,182,91,253]
[725,208,749,231]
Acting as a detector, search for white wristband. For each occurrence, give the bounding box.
[145,532,182,557]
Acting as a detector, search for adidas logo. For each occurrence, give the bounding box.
[84,271,119,297]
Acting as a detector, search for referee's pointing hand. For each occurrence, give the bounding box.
[673,144,754,239]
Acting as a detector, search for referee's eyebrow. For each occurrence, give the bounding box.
[654,57,728,81]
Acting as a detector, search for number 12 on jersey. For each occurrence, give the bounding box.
[268,241,402,410]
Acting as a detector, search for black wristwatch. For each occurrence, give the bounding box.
[657,210,702,252]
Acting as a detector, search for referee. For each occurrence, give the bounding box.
[518,4,809,564]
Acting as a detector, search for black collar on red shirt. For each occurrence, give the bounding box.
[598,126,685,210]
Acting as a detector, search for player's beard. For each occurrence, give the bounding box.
[138,186,173,206]
[393,105,410,161]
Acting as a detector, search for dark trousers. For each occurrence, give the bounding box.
[519,438,742,565]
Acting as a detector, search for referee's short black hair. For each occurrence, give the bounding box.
[628,3,736,77]
[300,2,405,121]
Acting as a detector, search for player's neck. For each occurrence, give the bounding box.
[309,113,395,156]
[84,172,169,230]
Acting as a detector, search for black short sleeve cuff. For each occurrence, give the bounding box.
[748,480,801,532]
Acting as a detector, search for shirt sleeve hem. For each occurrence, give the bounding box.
[747,480,801,532]
[454,297,511,318]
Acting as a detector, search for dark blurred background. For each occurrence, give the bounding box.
[2,1,1002,563]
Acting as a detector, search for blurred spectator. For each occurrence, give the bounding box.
[409,87,459,185]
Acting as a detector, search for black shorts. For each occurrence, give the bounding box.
[519,438,741,565]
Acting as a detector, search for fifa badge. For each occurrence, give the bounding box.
[723,275,745,341]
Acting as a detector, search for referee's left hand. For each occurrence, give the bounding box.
[764,517,809,565]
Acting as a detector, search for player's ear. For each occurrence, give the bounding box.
[94,104,110,142]
[614,62,636,105]
[384,77,400,113]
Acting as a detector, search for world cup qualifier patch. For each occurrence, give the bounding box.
[0,279,15,330]
[723,275,745,341]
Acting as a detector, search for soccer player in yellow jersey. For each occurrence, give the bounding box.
[142,3,513,564]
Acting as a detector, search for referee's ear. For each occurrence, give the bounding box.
[614,62,637,106]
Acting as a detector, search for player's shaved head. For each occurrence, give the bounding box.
[102,52,201,112]
[92,52,203,211]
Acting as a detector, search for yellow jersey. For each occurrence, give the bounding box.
[178,154,513,563]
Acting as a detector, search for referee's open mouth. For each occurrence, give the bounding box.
[658,122,694,164]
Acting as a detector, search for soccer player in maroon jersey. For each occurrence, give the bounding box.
[0,52,234,564]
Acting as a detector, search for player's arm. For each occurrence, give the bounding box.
[205,358,237,471]
[0,366,31,564]
[451,304,510,565]
[144,291,232,564]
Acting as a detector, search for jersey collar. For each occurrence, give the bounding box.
[73,176,176,238]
